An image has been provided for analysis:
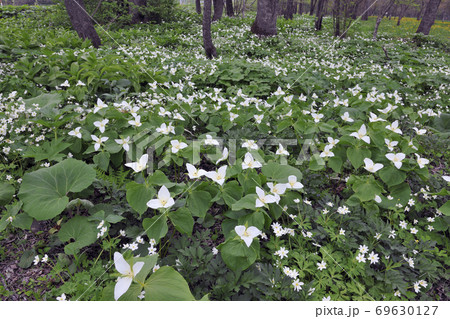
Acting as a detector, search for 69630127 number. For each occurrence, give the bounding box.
[375,306,438,316]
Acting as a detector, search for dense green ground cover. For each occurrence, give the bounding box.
[0,5,449,301]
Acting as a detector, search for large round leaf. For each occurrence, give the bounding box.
[0,183,14,206]
[18,159,96,220]
[58,216,97,255]
[145,266,195,301]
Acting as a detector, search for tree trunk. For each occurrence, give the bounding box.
[213,0,224,21]
[203,0,217,59]
[129,0,147,24]
[417,0,425,20]
[298,1,303,14]
[64,0,101,48]
[309,0,316,15]
[284,0,294,19]
[251,0,279,36]
[333,0,341,36]
[373,0,395,40]
[242,0,247,18]
[361,0,368,20]
[416,0,442,35]
[314,0,325,30]
[226,0,234,16]
[196,0,202,14]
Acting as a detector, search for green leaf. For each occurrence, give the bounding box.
[0,183,14,205]
[222,181,243,206]
[23,139,71,162]
[352,176,383,202]
[261,162,302,182]
[168,208,194,235]
[24,93,62,119]
[187,190,211,218]
[93,152,110,171]
[134,255,158,283]
[390,183,411,206]
[12,213,33,230]
[379,166,406,187]
[219,239,258,271]
[347,148,370,169]
[145,266,195,301]
[438,201,450,216]
[148,170,174,187]
[19,249,36,269]
[18,159,96,220]
[143,215,168,242]
[231,194,258,211]
[328,156,343,173]
[126,182,155,216]
[58,216,97,255]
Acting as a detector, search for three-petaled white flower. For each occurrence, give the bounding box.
[320,145,335,158]
[94,98,108,114]
[286,175,303,189]
[341,112,354,122]
[170,140,188,154]
[114,252,145,301]
[94,119,109,133]
[363,158,384,173]
[68,127,82,139]
[415,154,429,168]
[156,123,175,135]
[242,153,262,169]
[350,124,370,144]
[235,225,261,247]
[385,120,402,134]
[205,166,227,186]
[186,163,207,179]
[204,134,219,145]
[385,153,406,169]
[128,115,142,127]
[276,143,289,156]
[147,185,175,209]
[255,187,277,207]
[115,136,130,152]
[91,135,108,151]
[242,139,258,150]
[125,154,148,173]
[267,182,287,204]
[216,147,228,164]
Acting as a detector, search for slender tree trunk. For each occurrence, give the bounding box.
[417,0,425,20]
[203,0,217,59]
[242,0,247,18]
[298,1,303,14]
[284,0,294,19]
[196,0,202,14]
[64,0,101,48]
[129,0,147,24]
[226,0,234,16]
[309,0,316,15]
[373,0,395,40]
[333,0,341,36]
[361,0,369,20]
[251,0,279,36]
[416,0,442,35]
[314,0,325,30]
[213,0,224,21]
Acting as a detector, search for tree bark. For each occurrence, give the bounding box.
[416,0,442,35]
[226,0,234,16]
[284,0,294,19]
[129,0,147,24]
[309,0,317,15]
[373,0,395,40]
[213,0,224,21]
[333,0,341,36]
[251,0,279,36]
[203,0,217,59]
[314,0,325,30]
[196,0,202,14]
[361,0,369,20]
[64,0,101,48]
[298,1,303,14]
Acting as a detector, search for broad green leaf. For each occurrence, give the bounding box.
[389,183,411,206]
[148,170,174,187]
[238,211,265,230]
[379,166,406,187]
[126,182,155,216]
[261,162,303,182]
[93,151,110,171]
[169,208,194,235]
[219,239,258,271]
[134,255,158,283]
[352,176,383,202]
[328,156,343,173]
[231,194,258,211]
[0,183,14,205]
[222,181,243,206]
[187,190,211,218]
[438,201,450,216]
[18,159,96,220]
[143,215,168,242]
[23,139,71,162]
[58,216,97,255]
[145,266,195,301]
[347,148,370,169]
[24,93,62,119]
[19,249,36,269]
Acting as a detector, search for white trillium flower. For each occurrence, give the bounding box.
[156,122,175,135]
[115,136,130,152]
[442,176,450,182]
[311,113,324,123]
[113,252,145,301]
[415,154,429,168]
[350,124,370,144]
[276,143,289,156]
[242,139,258,150]
[341,112,354,122]
[94,98,108,114]
[413,127,426,135]
[255,186,277,207]
[254,114,264,124]
[204,134,219,145]
[91,135,108,151]
[60,80,70,87]
[384,138,398,151]
[286,175,303,189]
[205,166,227,186]
[170,140,188,154]
[68,127,82,139]
[385,120,402,134]
[267,182,287,204]
[147,185,175,209]
[125,154,148,173]
[186,163,207,179]
[368,112,386,122]
[363,158,384,173]
[216,147,228,164]
[327,137,339,148]
[385,153,406,169]
[235,225,261,247]
[93,119,109,133]
[128,115,142,127]
[242,152,262,169]
[320,145,335,158]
